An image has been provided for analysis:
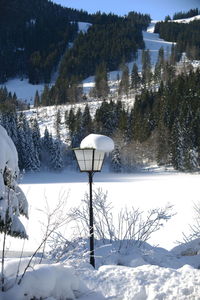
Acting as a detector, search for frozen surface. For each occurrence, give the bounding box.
[80,134,114,152]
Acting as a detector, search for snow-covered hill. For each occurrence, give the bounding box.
[0,21,173,104]
[171,14,200,23]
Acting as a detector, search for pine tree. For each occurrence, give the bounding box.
[118,61,129,96]
[81,104,92,137]
[50,139,64,171]
[17,113,40,171]
[55,109,61,139]
[94,62,109,99]
[142,49,152,87]
[34,90,40,107]
[31,118,41,158]
[154,47,164,84]
[111,146,122,173]
[131,63,140,90]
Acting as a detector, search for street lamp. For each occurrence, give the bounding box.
[73,148,105,268]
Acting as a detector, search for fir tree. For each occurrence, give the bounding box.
[131,63,140,90]
[142,49,152,87]
[94,62,109,99]
[111,146,122,173]
[34,90,40,107]
[50,139,64,171]
[118,61,129,96]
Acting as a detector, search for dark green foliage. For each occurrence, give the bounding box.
[0,0,85,83]
[131,63,141,90]
[173,8,199,20]
[130,69,200,171]
[118,61,130,96]
[94,63,109,99]
[142,49,152,87]
[154,19,200,60]
[58,12,150,84]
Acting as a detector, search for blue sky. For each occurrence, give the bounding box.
[52,0,200,20]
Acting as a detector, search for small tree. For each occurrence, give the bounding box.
[0,125,28,291]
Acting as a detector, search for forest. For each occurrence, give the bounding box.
[154,19,200,60]
[1,5,200,173]
[0,0,150,87]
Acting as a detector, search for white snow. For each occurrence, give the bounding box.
[0,125,28,239]
[0,125,19,175]
[0,77,45,105]
[80,134,114,152]
[3,261,86,300]
[78,22,92,33]
[170,14,200,24]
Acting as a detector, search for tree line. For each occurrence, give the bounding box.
[154,19,200,60]
[172,8,200,20]
[1,61,200,173]
[0,0,150,88]
[0,0,91,84]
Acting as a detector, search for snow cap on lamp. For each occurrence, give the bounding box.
[80,134,114,152]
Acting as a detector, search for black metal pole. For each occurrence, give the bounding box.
[88,171,95,268]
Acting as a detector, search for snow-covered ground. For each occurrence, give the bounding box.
[3,168,199,253]
[2,168,200,299]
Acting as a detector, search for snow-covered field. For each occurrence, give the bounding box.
[3,168,200,299]
[7,168,198,253]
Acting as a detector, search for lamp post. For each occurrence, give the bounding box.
[73,148,105,268]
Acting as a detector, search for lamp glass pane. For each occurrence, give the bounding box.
[78,160,86,171]
[74,149,84,161]
[93,151,105,171]
[74,148,105,172]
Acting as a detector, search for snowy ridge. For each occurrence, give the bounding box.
[171,14,200,24]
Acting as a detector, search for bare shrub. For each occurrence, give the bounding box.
[70,188,174,250]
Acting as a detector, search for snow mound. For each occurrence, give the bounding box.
[80,134,114,152]
[4,263,87,300]
[81,264,200,300]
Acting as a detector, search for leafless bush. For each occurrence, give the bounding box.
[70,188,174,250]
[182,201,200,243]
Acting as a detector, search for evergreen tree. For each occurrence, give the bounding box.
[94,62,109,99]
[31,118,41,158]
[111,146,122,172]
[154,47,165,83]
[34,90,40,107]
[17,113,40,171]
[131,63,140,90]
[50,139,64,171]
[118,61,129,96]
[142,49,152,87]
[81,104,92,137]
[55,109,61,139]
